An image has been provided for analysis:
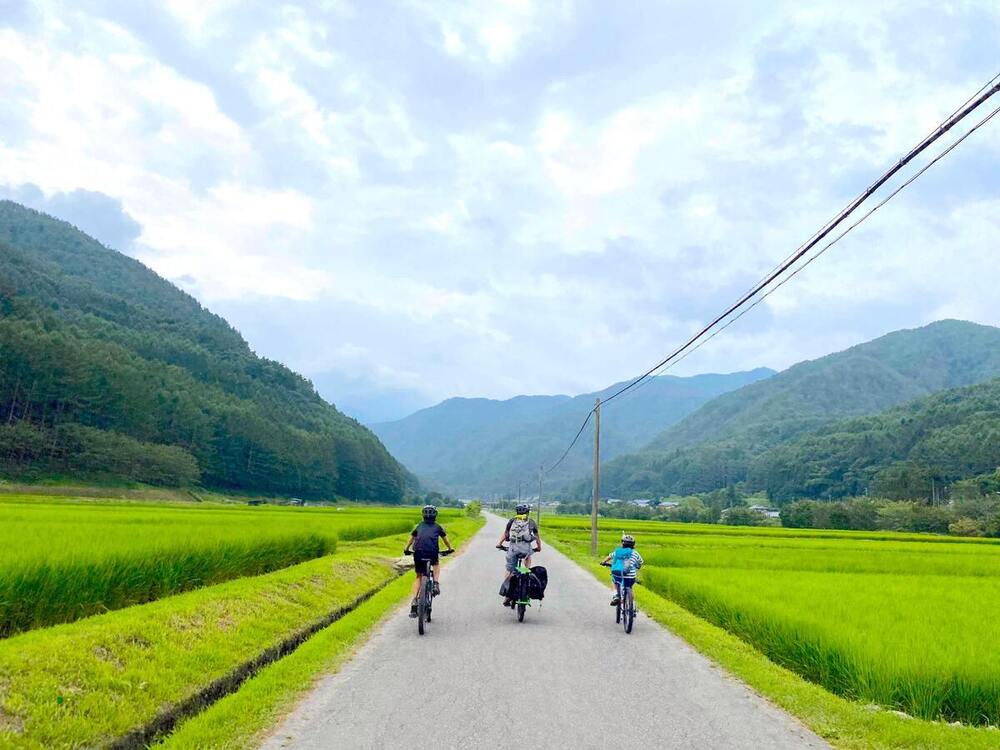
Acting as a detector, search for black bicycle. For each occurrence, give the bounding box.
[405,549,453,635]
[497,545,537,622]
[601,562,636,634]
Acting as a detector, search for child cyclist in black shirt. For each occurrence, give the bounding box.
[404,505,454,618]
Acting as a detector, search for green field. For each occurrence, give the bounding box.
[0,498,423,636]
[0,495,483,748]
[547,517,1000,727]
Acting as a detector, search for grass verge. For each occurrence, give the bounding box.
[549,536,1000,750]
[0,552,394,749]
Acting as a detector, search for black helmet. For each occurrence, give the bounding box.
[621,533,635,548]
[515,503,530,515]
[422,505,438,521]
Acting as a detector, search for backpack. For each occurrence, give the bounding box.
[527,566,548,600]
[613,547,637,575]
[508,517,534,543]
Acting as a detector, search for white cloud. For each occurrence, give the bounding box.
[2,0,999,410]
[411,0,574,67]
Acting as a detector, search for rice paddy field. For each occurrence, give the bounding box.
[546,516,1000,728]
[0,498,418,635]
[0,494,483,748]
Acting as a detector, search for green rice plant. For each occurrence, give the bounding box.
[0,534,330,636]
[0,515,482,749]
[641,567,1000,724]
[0,499,435,635]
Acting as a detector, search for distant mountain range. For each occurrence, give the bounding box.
[372,369,774,496]
[585,320,1000,500]
[0,201,412,501]
[749,376,1000,502]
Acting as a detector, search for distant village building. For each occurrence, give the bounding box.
[748,504,781,519]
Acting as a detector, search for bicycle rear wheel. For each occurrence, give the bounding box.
[623,589,634,634]
[417,594,426,635]
[517,603,526,622]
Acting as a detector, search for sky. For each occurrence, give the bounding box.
[2,1,999,423]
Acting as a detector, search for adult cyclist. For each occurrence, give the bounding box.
[496,503,541,605]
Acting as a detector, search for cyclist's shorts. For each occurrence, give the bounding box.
[611,572,636,589]
[505,542,532,572]
[414,553,439,575]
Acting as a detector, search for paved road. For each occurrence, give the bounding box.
[262,514,827,749]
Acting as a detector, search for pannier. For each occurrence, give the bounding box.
[527,566,547,600]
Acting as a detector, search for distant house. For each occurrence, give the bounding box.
[659,501,680,509]
[630,498,651,507]
[606,498,623,505]
[749,504,781,519]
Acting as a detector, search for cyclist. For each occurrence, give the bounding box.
[496,503,541,606]
[404,504,453,618]
[601,533,643,606]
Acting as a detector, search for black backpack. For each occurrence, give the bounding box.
[527,566,548,599]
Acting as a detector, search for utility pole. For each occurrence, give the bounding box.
[591,397,601,555]
[537,465,543,529]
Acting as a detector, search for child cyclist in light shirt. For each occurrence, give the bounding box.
[601,533,643,606]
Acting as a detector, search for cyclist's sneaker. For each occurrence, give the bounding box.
[610,596,620,606]
[432,581,440,596]
[502,597,512,607]
[409,601,418,618]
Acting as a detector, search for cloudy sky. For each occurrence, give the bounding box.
[2,1,999,422]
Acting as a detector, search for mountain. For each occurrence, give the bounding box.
[0,200,411,501]
[589,320,1000,499]
[749,377,1000,502]
[372,369,774,496]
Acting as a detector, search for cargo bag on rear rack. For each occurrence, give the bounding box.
[527,566,547,600]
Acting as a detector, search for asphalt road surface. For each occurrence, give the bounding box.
[262,514,827,749]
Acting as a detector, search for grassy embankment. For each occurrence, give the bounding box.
[0,496,483,748]
[547,516,1000,749]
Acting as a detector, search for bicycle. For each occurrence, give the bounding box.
[405,549,453,635]
[601,562,636,634]
[497,545,537,622]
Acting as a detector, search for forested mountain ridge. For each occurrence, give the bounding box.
[750,377,1000,502]
[587,320,1000,498]
[373,368,774,496]
[0,200,412,501]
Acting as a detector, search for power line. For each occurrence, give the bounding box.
[624,100,1000,394]
[534,72,1000,482]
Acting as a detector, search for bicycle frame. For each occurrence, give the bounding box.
[498,545,535,622]
[416,558,436,635]
[604,563,637,634]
